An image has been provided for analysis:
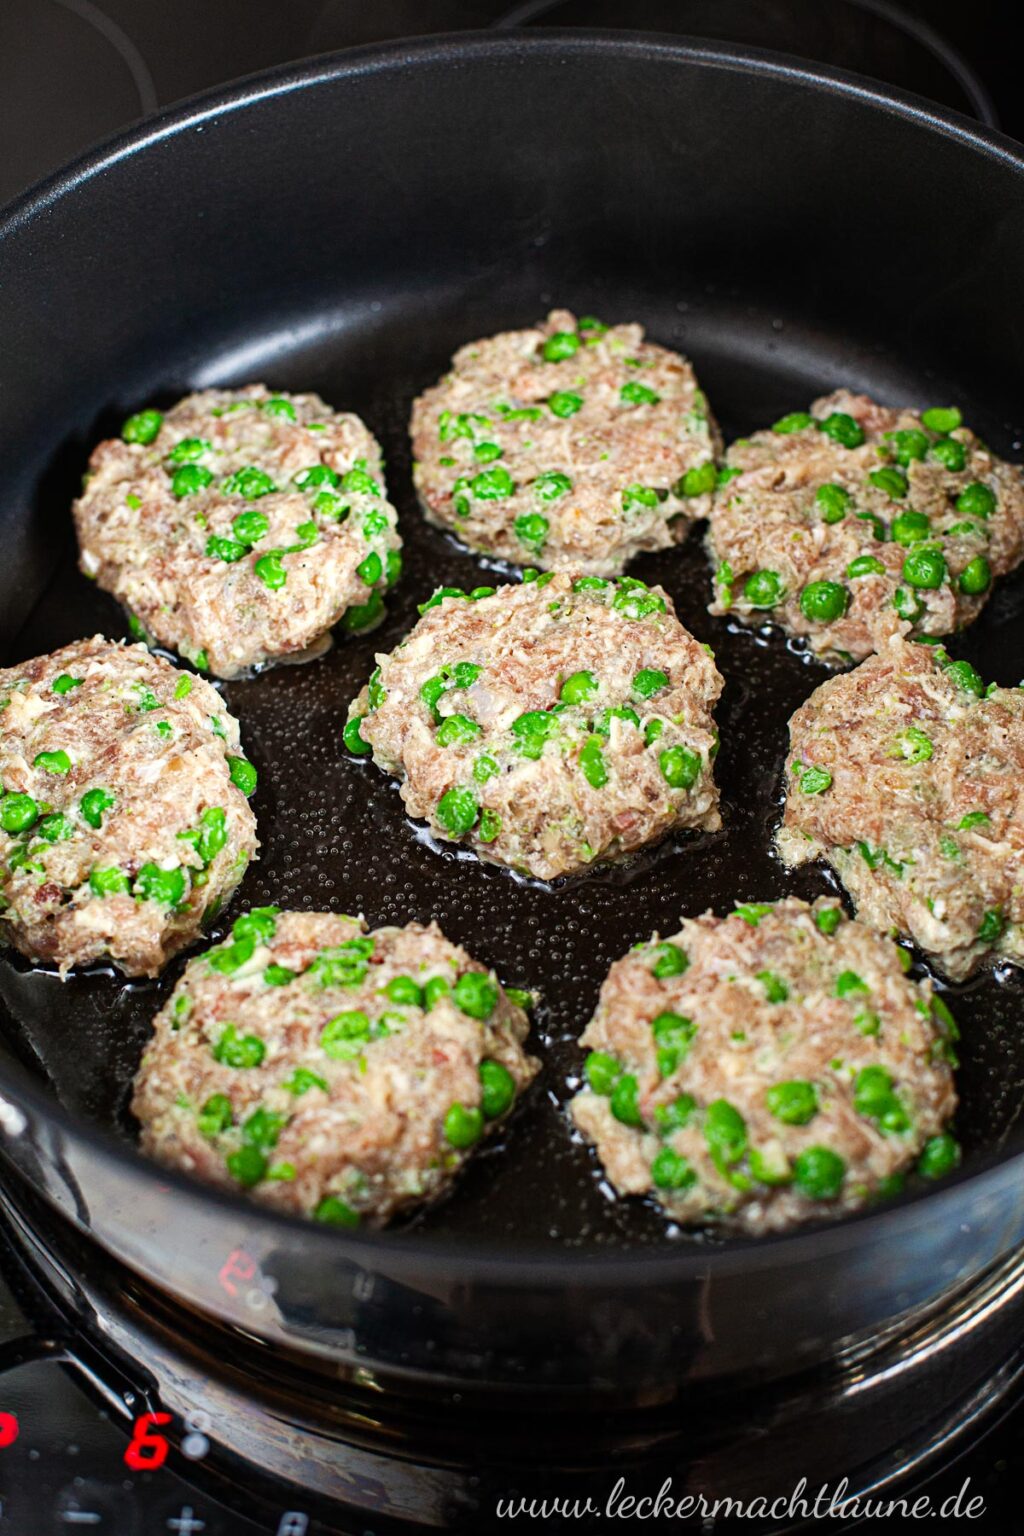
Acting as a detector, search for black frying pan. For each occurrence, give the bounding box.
[1,32,1023,1408]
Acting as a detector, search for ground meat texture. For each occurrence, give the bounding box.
[707,391,1024,664]
[345,572,723,882]
[778,636,1024,981]
[132,910,538,1225]
[571,898,959,1234]
[74,384,402,679]
[410,310,721,576]
[0,637,257,976]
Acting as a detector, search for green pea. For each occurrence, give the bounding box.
[653,1093,696,1134]
[312,490,345,520]
[534,472,572,502]
[891,727,932,763]
[610,1073,644,1128]
[659,745,701,791]
[174,676,192,700]
[206,534,246,564]
[633,669,669,699]
[436,785,479,837]
[930,437,966,471]
[958,810,990,830]
[52,674,83,695]
[956,481,996,519]
[424,976,451,1009]
[799,581,849,623]
[886,428,928,465]
[678,461,717,498]
[893,586,925,622]
[223,465,276,499]
[772,411,814,434]
[89,866,130,896]
[232,509,270,546]
[652,1011,697,1076]
[560,670,599,705]
[815,483,850,523]
[814,905,843,935]
[135,863,186,906]
[473,441,503,464]
[453,971,499,1019]
[917,1132,961,1180]
[37,812,74,843]
[542,331,580,362]
[212,1025,266,1068]
[578,315,607,336]
[122,408,163,444]
[579,736,608,789]
[902,548,946,589]
[444,1102,485,1148]
[793,1146,846,1199]
[243,1106,287,1149]
[226,1146,267,1187]
[921,406,962,434]
[473,753,499,784]
[33,749,71,776]
[264,964,296,987]
[198,1093,233,1139]
[0,793,38,833]
[620,381,661,406]
[321,1010,371,1059]
[890,510,931,545]
[262,395,296,420]
[959,555,992,594]
[351,553,380,590]
[585,1051,622,1095]
[749,1146,792,1186]
[285,1067,328,1094]
[343,715,371,756]
[475,807,499,843]
[592,706,640,737]
[227,756,258,796]
[254,551,287,589]
[846,555,885,578]
[704,1099,747,1165]
[366,667,386,711]
[315,1195,360,1227]
[172,464,214,498]
[856,510,888,541]
[835,969,868,998]
[511,710,558,759]
[514,512,549,551]
[944,659,984,697]
[622,483,660,512]
[766,1080,818,1125]
[743,569,786,608]
[480,1059,516,1120]
[978,908,1004,943]
[757,970,789,1003]
[168,436,211,465]
[853,1065,910,1135]
[294,464,340,489]
[798,765,832,795]
[650,941,688,979]
[470,466,515,502]
[612,583,666,620]
[868,467,908,499]
[548,391,583,417]
[855,1009,881,1037]
[717,465,742,487]
[436,714,482,748]
[733,902,775,926]
[817,412,864,448]
[650,1146,697,1191]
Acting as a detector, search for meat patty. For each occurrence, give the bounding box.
[132,909,538,1226]
[74,384,402,679]
[0,637,258,976]
[410,309,721,575]
[707,391,1024,663]
[777,635,1024,981]
[571,898,959,1233]
[345,572,723,882]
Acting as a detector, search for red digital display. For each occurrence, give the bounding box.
[218,1247,257,1297]
[0,1412,18,1448]
[124,1411,172,1470]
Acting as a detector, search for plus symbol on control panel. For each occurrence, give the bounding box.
[166,1509,205,1534]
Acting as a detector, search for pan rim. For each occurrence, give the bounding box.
[1,28,1024,1281]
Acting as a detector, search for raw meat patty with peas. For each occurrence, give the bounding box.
[707,392,1024,664]
[74,384,402,679]
[410,309,721,575]
[571,897,960,1235]
[345,572,722,882]
[0,637,257,977]
[778,635,1024,981]
[132,908,538,1226]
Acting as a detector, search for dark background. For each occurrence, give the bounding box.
[0,0,1021,1528]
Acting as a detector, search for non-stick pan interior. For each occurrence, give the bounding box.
[1,38,1023,1256]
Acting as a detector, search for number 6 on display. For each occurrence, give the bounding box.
[124,1411,172,1470]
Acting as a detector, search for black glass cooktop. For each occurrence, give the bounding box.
[1,2,1023,1532]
